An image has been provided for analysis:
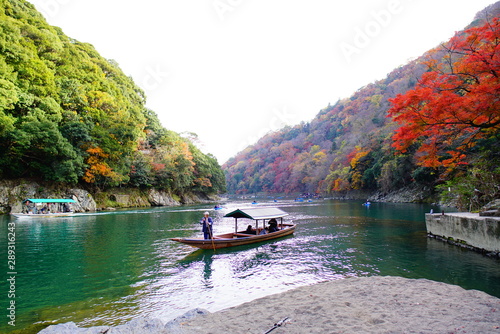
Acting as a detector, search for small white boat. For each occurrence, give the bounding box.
[11,198,76,218]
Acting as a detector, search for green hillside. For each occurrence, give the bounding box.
[223,3,500,210]
[0,0,225,196]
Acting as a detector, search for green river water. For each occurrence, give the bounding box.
[1,199,499,333]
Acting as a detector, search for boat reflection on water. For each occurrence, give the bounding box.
[176,232,296,285]
[177,249,214,282]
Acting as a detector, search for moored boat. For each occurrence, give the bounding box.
[170,207,295,250]
[11,198,76,218]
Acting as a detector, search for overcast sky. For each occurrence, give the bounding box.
[28,0,497,164]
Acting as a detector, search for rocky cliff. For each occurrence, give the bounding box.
[0,179,97,213]
[0,179,218,214]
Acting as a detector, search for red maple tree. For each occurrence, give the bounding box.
[388,18,500,169]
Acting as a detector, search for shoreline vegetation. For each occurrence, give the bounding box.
[222,5,500,213]
[0,1,226,204]
[38,276,500,334]
[0,179,446,215]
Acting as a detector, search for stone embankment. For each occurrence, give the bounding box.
[425,199,500,257]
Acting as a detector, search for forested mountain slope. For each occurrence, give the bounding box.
[0,0,226,196]
[223,2,500,210]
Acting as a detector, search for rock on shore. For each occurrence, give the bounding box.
[0,179,219,214]
[0,180,97,213]
[38,276,500,334]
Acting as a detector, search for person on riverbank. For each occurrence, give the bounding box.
[200,211,213,239]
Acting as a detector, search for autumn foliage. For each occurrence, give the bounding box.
[0,1,226,195]
[388,18,500,169]
[224,5,500,207]
[83,147,122,184]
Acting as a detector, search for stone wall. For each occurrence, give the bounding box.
[425,212,500,253]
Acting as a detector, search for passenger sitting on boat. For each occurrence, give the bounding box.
[245,225,256,234]
[259,227,268,235]
[23,200,31,214]
[268,219,279,233]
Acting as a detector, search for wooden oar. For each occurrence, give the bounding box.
[208,223,216,251]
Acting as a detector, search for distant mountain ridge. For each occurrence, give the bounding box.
[222,2,500,207]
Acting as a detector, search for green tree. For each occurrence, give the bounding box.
[2,116,83,182]
[0,0,226,198]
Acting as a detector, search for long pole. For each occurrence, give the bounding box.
[208,221,216,251]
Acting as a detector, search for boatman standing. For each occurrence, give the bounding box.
[201,211,213,239]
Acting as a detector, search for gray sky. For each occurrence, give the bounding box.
[29,0,497,164]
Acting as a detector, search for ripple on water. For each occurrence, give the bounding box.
[2,200,499,334]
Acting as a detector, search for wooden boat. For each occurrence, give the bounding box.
[170,207,295,250]
[11,198,76,218]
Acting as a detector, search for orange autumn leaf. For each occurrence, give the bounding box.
[82,146,120,183]
[388,18,500,169]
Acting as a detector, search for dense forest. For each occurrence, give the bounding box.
[223,3,500,211]
[0,0,226,197]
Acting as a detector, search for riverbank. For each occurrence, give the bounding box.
[0,179,219,214]
[293,185,440,204]
[39,276,500,334]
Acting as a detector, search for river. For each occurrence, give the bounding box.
[1,199,499,333]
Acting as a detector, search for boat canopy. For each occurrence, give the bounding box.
[25,199,76,203]
[224,207,288,220]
